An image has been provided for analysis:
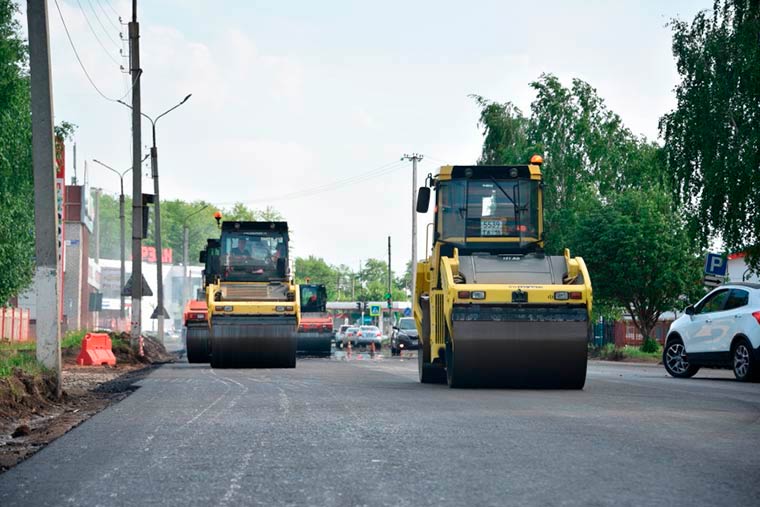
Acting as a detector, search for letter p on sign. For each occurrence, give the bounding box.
[704,253,728,277]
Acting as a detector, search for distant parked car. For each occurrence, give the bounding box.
[334,324,351,348]
[356,325,383,349]
[390,317,419,356]
[663,283,760,382]
[342,326,360,347]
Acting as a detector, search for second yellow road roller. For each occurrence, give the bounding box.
[206,221,299,368]
[413,156,592,388]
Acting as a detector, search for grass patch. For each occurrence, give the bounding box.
[591,343,661,363]
[61,330,88,349]
[0,346,46,378]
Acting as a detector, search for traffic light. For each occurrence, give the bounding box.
[385,292,392,309]
[356,302,362,311]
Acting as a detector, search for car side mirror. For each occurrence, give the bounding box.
[684,305,694,316]
[392,326,398,330]
[416,187,430,213]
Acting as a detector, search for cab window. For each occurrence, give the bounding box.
[695,289,730,314]
[723,289,749,311]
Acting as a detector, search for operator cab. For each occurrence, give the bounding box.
[299,284,327,313]
[417,161,545,257]
[219,222,289,282]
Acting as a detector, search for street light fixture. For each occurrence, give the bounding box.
[92,155,148,320]
[181,204,209,305]
[118,94,192,343]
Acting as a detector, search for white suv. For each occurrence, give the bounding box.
[664,283,760,381]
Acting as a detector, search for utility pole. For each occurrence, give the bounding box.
[402,153,423,298]
[27,0,61,396]
[93,158,142,320]
[129,0,143,348]
[93,188,101,263]
[387,235,392,334]
[150,144,167,343]
[116,95,192,344]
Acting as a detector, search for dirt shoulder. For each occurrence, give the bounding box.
[0,335,174,473]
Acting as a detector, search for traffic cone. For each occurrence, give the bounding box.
[370,342,376,358]
[347,340,352,358]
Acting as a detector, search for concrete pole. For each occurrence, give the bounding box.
[93,188,100,263]
[27,0,61,395]
[129,1,143,348]
[387,235,392,334]
[151,143,166,344]
[183,225,189,303]
[119,178,126,319]
[402,154,423,299]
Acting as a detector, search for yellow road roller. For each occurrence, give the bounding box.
[206,221,299,368]
[414,156,592,388]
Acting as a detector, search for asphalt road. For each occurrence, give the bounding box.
[1,354,759,506]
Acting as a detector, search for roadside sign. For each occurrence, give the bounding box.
[363,315,372,324]
[403,308,411,317]
[704,253,727,277]
[369,305,380,317]
[703,274,724,288]
[121,274,153,297]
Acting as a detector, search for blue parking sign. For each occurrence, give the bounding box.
[704,253,727,277]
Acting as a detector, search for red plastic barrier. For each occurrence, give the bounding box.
[76,333,117,366]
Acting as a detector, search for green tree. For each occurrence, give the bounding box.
[0,0,33,304]
[294,256,338,299]
[473,74,667,254]
[660,1,760,270]
[470,95,535,165]
[573,187,702,350]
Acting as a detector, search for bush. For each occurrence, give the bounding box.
[640,337,660,353]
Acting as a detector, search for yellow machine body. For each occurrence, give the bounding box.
[414,163,592,388]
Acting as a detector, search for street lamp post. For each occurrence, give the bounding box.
[119,94,192,344]
[92,157,147,320]
[181,204,209,305]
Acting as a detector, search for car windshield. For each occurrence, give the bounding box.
[361,326,378,332]
[439,178,539,243]
[220,230,287,281]
[398,319,416,330]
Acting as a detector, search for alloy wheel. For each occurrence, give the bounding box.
[665,342,690,375]
[734,344,750,379]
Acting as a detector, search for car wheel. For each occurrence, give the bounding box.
[663,338,700,379]
[732,338,758,382]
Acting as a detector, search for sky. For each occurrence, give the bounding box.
[19,0,707,276]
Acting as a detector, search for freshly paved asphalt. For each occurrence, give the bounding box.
[1,353,758,506]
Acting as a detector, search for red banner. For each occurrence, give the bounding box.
[141,246,173,264]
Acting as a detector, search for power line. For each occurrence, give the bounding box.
[75,0,121,67]
[86,0,120,47]
[94,0,120,31]
[210,160,408,206]
[103,0,121,19]
[53,0,139,102]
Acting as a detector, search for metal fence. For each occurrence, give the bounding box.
[1,307,32,342]
[591,320,616,348]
